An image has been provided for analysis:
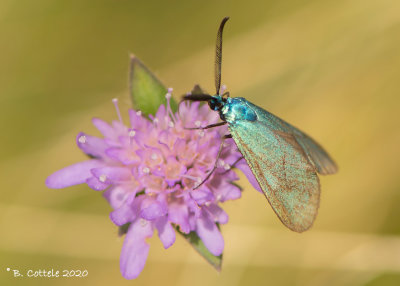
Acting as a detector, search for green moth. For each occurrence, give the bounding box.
[184,17,337,232]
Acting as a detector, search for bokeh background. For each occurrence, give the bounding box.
[1,0,400,285]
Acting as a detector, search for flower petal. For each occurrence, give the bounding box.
[205,204,229,224]
[129,109,150,131]
[92,118,115,139]
[155,216,176,249]
[120,218,153,279]
[195,210,224,256]
[110,195,140,226]
[211,177,242,202]
[106,148,139,165]
[236,161,262,192]
[190,186,214,205]
[86,176,110,191]
[91,166,132,184]
[140,198,167,221]
[103,185,134,209]
[168,203,190,234]
[46,160,104,189]
[76,132,107,158]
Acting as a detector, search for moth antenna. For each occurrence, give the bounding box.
[215,17,229,95]
[182,93,213,102]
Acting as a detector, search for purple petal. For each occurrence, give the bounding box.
[46,160,104,189]
[140,198,167,221]
[221,184,242,201]
[128,109,140,127]
[86,176,110,191]
[106,148,138,165]
[190,186,214,205]
[103,185,134,209]
[195,210,224,256]
[92,118,115,139]
[155,216,176,249]
[168,203,190,233]
[120,218,153,279]
[91,167,132,183]
[211,178,242,202]
[110,195,139,226]
[178,101,200,123]
[205,204,229,224]
[112,120,128,134]
[236,161,262,192]
[76,132,108,158]
[155,104,166,120]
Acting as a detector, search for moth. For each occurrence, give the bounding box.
[183,17,337,232]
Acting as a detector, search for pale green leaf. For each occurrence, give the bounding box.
[129,54,178,115]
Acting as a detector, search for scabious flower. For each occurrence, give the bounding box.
[46,88,258,279]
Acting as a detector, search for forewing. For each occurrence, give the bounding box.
[248,102,337,175]
[289,126,338,175]
[229,119,320,232]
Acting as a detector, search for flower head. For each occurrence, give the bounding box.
[46,89,258,279]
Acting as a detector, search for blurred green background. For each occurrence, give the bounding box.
[1,0,400,285]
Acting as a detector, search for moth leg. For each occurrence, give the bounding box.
[185,121,227,130]
[193,136,225,190]
[222,91,230,98]
[223,134,232,139]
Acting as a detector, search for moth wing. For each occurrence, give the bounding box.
[289,125,338,175]
[229,119,320,232]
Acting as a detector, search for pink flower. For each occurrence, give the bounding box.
[46,89,258,279]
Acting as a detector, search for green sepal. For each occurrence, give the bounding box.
[230,181,243,192]
[129,54,178,116]
[175,226,222,272]
[190,84,205,95]
[118,223,130,237]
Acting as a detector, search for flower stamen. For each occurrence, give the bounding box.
[112,98,123,123]
[99,174,107,183]
[78,135,87,144]
[128,129,136,146]
[181,174,202,182]
[166,88,177,123]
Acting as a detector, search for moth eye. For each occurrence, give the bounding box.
[209,100,217,110]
